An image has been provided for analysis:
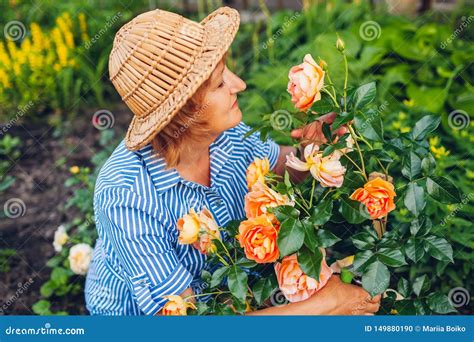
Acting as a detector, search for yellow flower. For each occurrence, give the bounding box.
[391,309,398,315]
[429,137,450,159]
[400,126,410,133]
[398,111,407,120]
[70,166,80,174]
[403,99,415,107]
[78,13,89,42]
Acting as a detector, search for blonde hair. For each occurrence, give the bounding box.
[150,72,213,169]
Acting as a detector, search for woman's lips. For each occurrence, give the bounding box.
[232,99,238,108]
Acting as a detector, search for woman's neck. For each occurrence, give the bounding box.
[174,135,218,187]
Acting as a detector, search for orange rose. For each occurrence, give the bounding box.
[244,181,294,223]
[246,157,270,190]
[274,252,333,303]
[178,207,221,254]
[238,215,279,263]
[287,54,325,112]
[350,177,396,219]
[192,207,221,255]
[177,208,201,244]
[162,295,196,315]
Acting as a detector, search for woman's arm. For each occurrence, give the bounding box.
[157,276,381,315]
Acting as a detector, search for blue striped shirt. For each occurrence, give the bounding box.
[85,121,280,315]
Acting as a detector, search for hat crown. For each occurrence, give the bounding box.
[109,9,205,118]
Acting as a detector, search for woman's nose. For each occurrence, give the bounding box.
[229,72,246,94]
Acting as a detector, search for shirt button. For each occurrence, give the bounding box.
[215,199,223,207]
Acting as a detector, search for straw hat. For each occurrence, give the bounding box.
[108,7,240,151]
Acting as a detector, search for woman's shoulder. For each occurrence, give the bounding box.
[94,139,143,198]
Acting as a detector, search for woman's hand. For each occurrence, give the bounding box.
[309,275,381,315]
[290,112,348,148]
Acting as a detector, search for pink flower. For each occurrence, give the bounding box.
[274,252,333,303]
[285,143,346,188]
[287,54,325,112]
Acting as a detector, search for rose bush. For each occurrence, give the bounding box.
[170,39,463,316]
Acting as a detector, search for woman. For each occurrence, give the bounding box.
[85,7,381,316]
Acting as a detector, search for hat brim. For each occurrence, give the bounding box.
[124,7,240,151]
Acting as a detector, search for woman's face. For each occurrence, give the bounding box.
[201,58,247,135]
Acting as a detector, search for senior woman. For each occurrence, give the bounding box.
[85,7,381,316]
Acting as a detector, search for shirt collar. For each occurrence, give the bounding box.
[134,128,243,194]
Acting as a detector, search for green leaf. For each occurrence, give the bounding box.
[301,218,319,252]
[405,237,426,262]
[252,278,275,306]
[412,274,430,296]
[322,122,332,142]
[353,250,375,272]
[210,266,229,288]
[394,299,416,315]
[354,110,384,142]
[410,216,432,236]
[51,267,69,286]
[362,260,390,296]
[421,154,436,175]
[297,245,323,280]
[397,277,410,298]
[227,266,248,303]
[414,299,431,315]
[316,229,341,248]
[340,268,354,283]
[32,300,52,316]
[401,151,422,180]
[409,115,441,141]
[377,248,407,267]
[277,218,305,257]
[310,199,333,225]
[426,177,461,204]
[404,182,426,217]
[273,205,300,223]
[352,232,376,250]
[332,111,354,130]
[424,236,453,262]
[40,280,56,298]
[350,82,376,110]
[235,258,258,268]
[426,293,456,314]
[340,197,369,224]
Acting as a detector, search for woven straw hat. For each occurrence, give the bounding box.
[109,7,240,151]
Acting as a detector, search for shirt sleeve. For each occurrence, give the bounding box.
[236,121,281,171]
[96,187,193,315]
